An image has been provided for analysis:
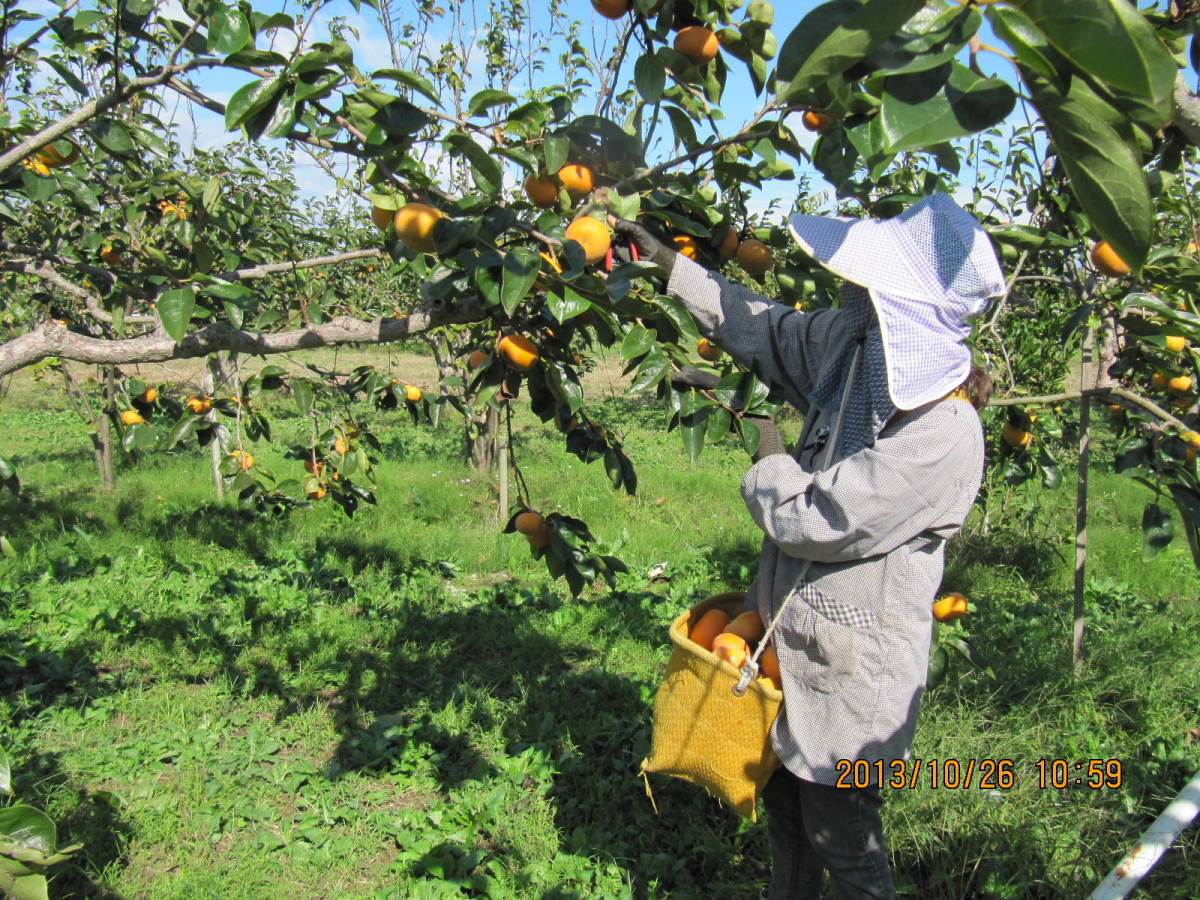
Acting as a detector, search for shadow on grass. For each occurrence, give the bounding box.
[947,528,1066,588]
[891,820,1069,899]
[12,750,134,900]
[0,494,1114,898]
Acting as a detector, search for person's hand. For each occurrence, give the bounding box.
[746,415,787,463]
[610,217,677,276]
[670,368,787,462]
[669,366,719,391]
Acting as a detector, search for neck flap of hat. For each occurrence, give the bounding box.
[809,285,895,459]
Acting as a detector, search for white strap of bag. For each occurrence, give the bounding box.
[732,343,862,698]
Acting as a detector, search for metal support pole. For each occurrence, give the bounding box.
[1090,765,1200,899]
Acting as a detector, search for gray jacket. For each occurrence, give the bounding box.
[666,256,984,785]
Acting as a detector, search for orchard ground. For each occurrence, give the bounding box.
[1,349,1198,899]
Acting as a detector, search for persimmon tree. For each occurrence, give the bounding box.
[2,0,1200,594]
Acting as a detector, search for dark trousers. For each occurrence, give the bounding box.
[762,766,895,899]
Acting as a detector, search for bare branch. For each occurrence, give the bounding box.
[1,0,80,67]
[0,56,223,175]
[0,300,487,377]
[1173,73,1200,147]
[1,258,151,325]
[227,248,385,280]
[610,125,780,194]
[990,386,1193,432]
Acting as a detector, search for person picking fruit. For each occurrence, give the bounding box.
[614,194,1002,899]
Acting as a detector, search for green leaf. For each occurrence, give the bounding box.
[225,49,288,68]
[811,127,859,190]
[208,6,252,55]
[474,263,501,306]
[1167,483,1200,568]
[293,378,314,415]
[542,134,570,174]
[988,224,1074,250]
[1025,70,1152,269]
[372,100,430,137]
[544,362,583,414]
[776,0,926,101]
[647,294,700,345]
[91,119,134,154]
[680,405,709,461]
[0,869,49,900]
[0,807,56,855]
[880,62,1016,153]
[42,58,88,94]
[706,406,733,442]
[500,248,540,316]
[371,69,441,107]
[634,53,666,104]
[630,347,670,392]
[927,644,948,688]
[746,1,774,25]
[1007,0,1176,108]
[663,105,698,150]
[260,91,297,139]
[19,170,55,203]
[604,448,623,490]
[738,417,761,456]
[293,72,340,103]
[156,288,195,342]
[989,7,1062,82]
[0,745,9,795]
[225,75,285,131]
[466,89,515,117]
[621,324,657,360]
[944,636,983,668]
[201,176,221,211]
[1141,502,1175,560]
[867,4,980,76]
[545,286,591,323]
[445,132,502,195]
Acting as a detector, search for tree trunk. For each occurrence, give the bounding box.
[59,364,114,490]
[206,352,234,500]
[467,404,499,471]
[97,366,116,490]
[1073,326,1097,673]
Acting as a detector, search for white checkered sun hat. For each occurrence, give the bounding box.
[787,193,1005,409]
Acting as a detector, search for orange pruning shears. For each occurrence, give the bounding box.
[604,237,640,273]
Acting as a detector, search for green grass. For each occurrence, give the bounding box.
[0,368,1197,898]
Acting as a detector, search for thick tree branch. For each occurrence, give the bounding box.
[1,258,150,325]
[3,246,384,323]
[0,56,222,175]
[1173,73,1200,147]
[0,300,487,377]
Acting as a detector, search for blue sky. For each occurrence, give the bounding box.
[18,1,1013,211]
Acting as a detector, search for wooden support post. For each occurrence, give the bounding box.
[497,440,508,524]
[1073,394,1089,672]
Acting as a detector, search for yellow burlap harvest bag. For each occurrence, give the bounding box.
[640,592,782,821]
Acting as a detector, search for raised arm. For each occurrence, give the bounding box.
[739,402,984,563]
[666,255,845,407]
[611,218,845,408]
